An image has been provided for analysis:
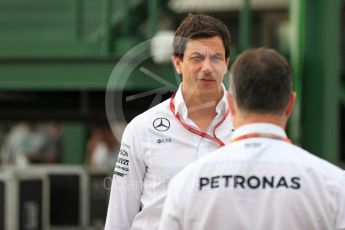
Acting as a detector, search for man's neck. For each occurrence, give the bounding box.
[182,86,223,132]
[233,113,287,130]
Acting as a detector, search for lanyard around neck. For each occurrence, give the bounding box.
[169,93,229,147]
[231,132,291,143]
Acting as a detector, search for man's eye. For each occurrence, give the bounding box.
[211,55,223,61]
[191,56,203,61]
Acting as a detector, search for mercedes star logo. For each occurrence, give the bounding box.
[153,118,170,131]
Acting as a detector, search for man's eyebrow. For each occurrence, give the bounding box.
[212,53,223,57]
[189,51,224,58]
[189,52,204,56]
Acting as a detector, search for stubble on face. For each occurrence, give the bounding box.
[179,36,228,106]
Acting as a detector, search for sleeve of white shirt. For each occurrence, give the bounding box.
[159,176,183,230]
[105,121,146,230]
[336,173,345,230]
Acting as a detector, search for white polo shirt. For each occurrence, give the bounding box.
[105,84,233,230]
[159,123,345,230]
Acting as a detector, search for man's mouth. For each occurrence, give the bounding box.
[197,75,214,81]
[198,78,214,82]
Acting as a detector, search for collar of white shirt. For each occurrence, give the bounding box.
[231,123,287,140]
[173,83,228,122]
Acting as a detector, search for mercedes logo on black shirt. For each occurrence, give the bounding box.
[153,118,170,131]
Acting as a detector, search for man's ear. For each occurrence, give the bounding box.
[224,58,230,75]
[172,55,182,75]
[285,92,296,118]
[227,91,236,116]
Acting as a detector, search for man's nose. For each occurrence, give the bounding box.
[201,57,212,73]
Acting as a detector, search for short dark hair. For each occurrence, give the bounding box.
[173,14,231,59]
[230,48,292,115]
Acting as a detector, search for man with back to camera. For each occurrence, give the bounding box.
[104,14,234,230]
[159,48,345,230]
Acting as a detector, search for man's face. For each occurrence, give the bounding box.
[173,36,229,97]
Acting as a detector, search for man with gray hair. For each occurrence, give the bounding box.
[105,14,233,230]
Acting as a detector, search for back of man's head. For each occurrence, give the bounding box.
[230,48,292,115]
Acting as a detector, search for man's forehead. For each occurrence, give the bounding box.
[185,37,225,54]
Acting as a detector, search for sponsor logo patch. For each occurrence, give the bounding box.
[153,118,170,131]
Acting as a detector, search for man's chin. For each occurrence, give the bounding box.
[195,85,222,95]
